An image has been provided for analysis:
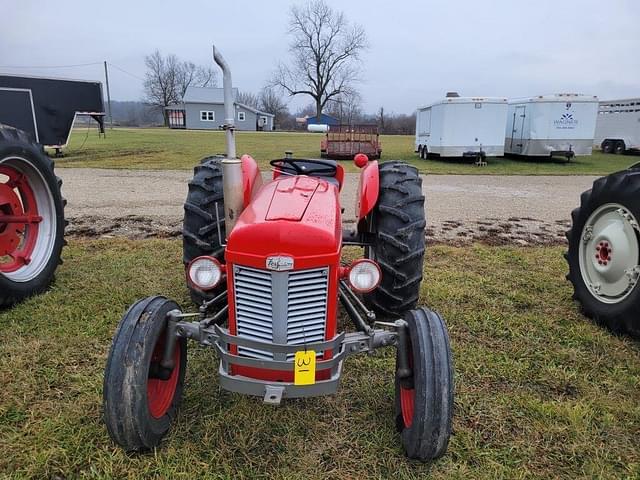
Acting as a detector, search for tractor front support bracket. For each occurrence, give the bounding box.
[162,310,400,403]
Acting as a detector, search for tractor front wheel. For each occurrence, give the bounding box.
[395,307,454,461]
[103,296,187,451]
[365,161,426,316]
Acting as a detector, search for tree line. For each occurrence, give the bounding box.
[135,0,414,134]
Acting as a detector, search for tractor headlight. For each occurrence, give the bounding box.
[187,256,223,290]
[348,259,381,293]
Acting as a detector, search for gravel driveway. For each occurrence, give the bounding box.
[58,168,598,244]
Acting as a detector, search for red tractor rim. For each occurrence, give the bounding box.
[400,342,415,428]
[0,165,41,273]
[400,384,415,428]
[147,334,181,419]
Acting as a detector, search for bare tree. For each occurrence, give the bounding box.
[377,107,385,132]
[177,61,216,98]
[271,0,367,119]
[259,86,289,127]
[236,91,259,108]
[144,50,217,126]
[327,90,362,125]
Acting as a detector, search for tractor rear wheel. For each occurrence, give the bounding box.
[103,296,187,451]
[183,157,226,306]
[395,307,453,461]
[0,124,65,307]
[365,161,426,316]
[566,169,640,337]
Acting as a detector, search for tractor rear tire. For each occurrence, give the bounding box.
[183,157,226,307]
[0,124,66,308]
[103,296,187,451]
[365,161,426,316]
[395,307,454,461]
[565,169,640,337]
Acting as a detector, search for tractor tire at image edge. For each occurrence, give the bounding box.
[565,169,640,336]
[0,124,66,307]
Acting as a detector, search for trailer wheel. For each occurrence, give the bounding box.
[0,124,65,307]
[183,157,226,307]
[566,169,640,337]
[103,296,187,451]
[365,161,426,316]
[395,307,453,461]
[601,140,613,154]
[614,140,626,155]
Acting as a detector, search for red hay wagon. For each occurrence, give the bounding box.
[321,124,382,160]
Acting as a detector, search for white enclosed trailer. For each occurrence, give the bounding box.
[415,95,508,161]
[594,98,640,154]
[505,94,599,159]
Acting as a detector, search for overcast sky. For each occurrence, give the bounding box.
[1,0,638,113]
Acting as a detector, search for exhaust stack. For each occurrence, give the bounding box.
[213,44,242,238]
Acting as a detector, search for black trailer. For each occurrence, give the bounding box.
[0,74,105,153]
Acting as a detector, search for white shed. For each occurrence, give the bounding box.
[505,94,599,158]
[415,94,508,160]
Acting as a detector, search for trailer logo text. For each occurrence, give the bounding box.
[554,112,578,129]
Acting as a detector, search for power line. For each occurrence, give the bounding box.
[107,62,145,81]
[0,61,103,69]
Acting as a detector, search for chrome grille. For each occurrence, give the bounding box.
[233,265,329,360]
[234,266,274,359]
[287,269,328,350]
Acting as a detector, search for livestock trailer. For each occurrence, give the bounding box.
[320,124,382,160]
[0,74,105,154]
[594,98,640,154]
[505,94,599,159]
[415,94,508,162]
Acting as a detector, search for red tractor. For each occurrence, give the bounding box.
[103,47,454,461]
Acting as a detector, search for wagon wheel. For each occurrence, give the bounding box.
[0,125,65,307]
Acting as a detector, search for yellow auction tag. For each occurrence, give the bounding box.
[294,350,316,386]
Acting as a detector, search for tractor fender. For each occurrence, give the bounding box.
[356,160,379,226]
[241,154,263,208]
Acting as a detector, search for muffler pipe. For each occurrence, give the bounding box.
[213,44,242,237]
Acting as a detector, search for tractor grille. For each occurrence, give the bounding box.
[233,265,329,360]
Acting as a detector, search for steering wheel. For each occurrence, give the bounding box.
[270,158,337,177]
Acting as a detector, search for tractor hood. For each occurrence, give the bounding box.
[225,176,341,264]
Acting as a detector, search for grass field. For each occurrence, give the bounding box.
[56,127,638,175]
[1,239,639,478]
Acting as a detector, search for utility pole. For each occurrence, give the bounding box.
[103,61,113,127]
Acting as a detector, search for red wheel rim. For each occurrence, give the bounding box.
[0,165,41,273]
[147,334,181,419]
[400,341,415,428]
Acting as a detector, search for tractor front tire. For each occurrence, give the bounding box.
[566,169,640,337]
[0,124,66,307]
[395,307,454,461]
[183,157,226,306]
[365,161,426,316]
[103,296,187,451]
